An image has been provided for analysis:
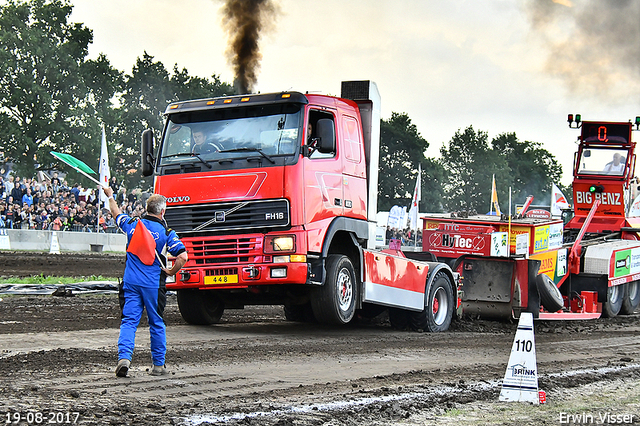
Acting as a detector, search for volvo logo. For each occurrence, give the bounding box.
[167,196,191,203]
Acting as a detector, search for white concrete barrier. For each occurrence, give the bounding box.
[0,229,126,252]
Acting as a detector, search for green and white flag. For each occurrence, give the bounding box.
[50,151,101,186]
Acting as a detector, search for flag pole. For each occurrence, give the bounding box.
[77,168,104,188]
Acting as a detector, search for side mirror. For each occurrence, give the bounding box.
[316,119,336,154]
[141,129,155,176]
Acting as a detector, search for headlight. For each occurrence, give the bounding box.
[264,235,296,253]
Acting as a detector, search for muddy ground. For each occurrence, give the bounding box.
[1,252,640,425]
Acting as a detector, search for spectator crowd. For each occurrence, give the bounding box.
[0,173,150,233]
[385,226,423,247]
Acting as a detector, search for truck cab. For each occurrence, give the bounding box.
[141,81,456,330]
[566,117,640,239]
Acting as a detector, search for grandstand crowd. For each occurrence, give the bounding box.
[0,173,148,232]
[0,172,425,249]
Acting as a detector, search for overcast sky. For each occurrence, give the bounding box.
[68,0,640,185]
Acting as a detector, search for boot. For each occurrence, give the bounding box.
[115,359,130,377]
[150,365,168,376]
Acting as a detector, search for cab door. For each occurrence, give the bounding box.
[303,108,343,252]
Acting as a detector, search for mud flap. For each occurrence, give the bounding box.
[307,255,325,286]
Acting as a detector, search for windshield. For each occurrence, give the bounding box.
[577,147,629,176]
[159,104,302,167]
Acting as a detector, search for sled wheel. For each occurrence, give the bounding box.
[602,284,623,318]
[536,274,564,313]
[620,281,640,315]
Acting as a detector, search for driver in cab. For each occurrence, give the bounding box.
[603,152,625,174]
[192,127,220,154]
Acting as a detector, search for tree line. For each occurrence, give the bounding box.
[0,0,568,214]
[379,114,567,214]
[0,0,234,191]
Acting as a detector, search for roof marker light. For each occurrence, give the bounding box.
[206,100,215,105]
[241,97,250,102]
[282,94,291,99]
[223,99,232,104]
[169,104,178,110]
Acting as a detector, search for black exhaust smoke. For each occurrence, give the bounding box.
[526,0,640,99]
[221,0,278,94]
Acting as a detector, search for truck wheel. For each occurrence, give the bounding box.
[311,254,357,325]
[536,274,564,313]
[408,271,454,332]
[177,289,224,325]
[620,281,640,315]
[388,308,409,330]
[602,284,624,318]
[283,302,316,322]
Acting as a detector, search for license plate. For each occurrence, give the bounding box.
[204,275,239,285]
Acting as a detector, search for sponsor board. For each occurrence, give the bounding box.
[423,229,492,257]
[515,233,529,256]
[530,248,568,282]
[498,225,530,255]
[612,248,640,278]
[490,232,509,257]
[525,209,551,219]
[531,223,563,254]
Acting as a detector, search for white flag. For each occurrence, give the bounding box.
[99,125,111,204]
[387,205,403,229]
[550,183,570,216]
[408,164,421,230]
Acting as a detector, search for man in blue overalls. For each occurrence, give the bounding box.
[104,186,188,377]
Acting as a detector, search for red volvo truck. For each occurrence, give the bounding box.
[141,81,458,331]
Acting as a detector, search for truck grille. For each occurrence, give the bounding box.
[165,199,290,235]
[187,238,260,265]
[206,267,239,276]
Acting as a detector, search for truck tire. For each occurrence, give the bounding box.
[620,281,640,315]
[388,308,409,330]
[536,273,564,313]
[177,289,224,325]
[283,302,316,322]
[602,284,624,318]
[311,254,357,325]
[408,271,454,332]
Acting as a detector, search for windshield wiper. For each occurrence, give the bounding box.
[220,147,275,164]
[161,152,212,169]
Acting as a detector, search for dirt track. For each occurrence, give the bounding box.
[1,252,640,425]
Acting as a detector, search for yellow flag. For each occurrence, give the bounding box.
[491,174,501,215]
